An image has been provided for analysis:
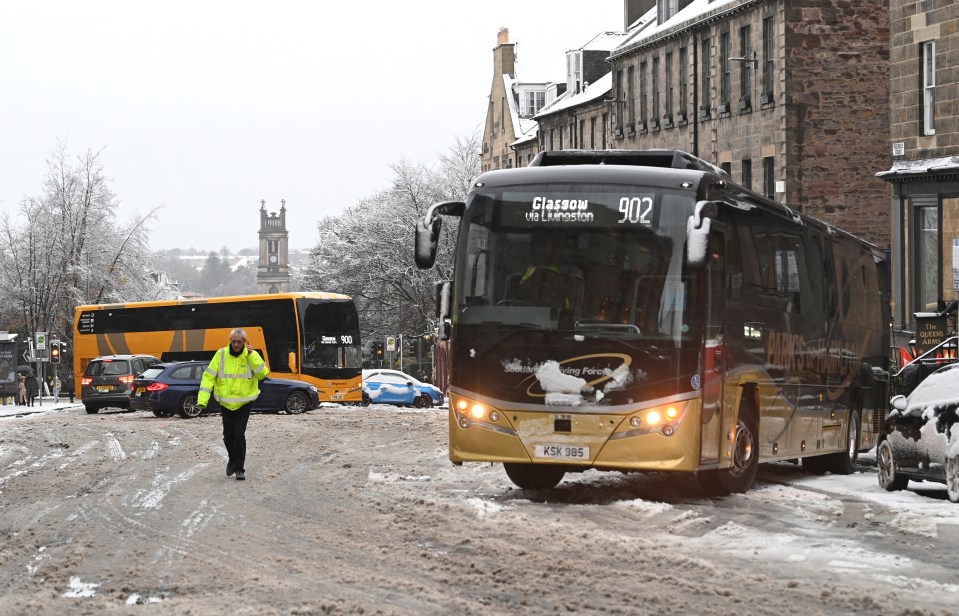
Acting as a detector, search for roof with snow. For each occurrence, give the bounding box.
[533,72,613,120]
[611,0,740,59]
[876,156,959,178]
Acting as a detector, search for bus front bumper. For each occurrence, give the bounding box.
[447,393,702,472]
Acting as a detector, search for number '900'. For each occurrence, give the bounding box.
[618,196,653,224]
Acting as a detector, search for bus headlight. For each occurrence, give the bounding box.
[622,402,688,438]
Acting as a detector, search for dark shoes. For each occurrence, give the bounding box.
[235,470,245,481]
[226,460,235,477]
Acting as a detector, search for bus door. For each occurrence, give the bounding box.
[700,226,727,465]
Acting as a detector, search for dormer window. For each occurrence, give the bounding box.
[567,50,583,93]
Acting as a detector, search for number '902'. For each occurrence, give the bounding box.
[618,197,653,224]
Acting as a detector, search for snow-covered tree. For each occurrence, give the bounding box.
[0,142,170,346]
[301,132,478,347]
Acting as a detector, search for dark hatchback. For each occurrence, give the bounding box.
[129,360,321,418]
[878,362,959,503]
[81,354,161,414]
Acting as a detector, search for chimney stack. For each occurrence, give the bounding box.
[497,27,509,46]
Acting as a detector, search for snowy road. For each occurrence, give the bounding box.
[1,402,957,615]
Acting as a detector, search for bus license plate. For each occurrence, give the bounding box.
[535,444,589,460]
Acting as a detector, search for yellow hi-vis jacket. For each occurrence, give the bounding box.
[198,346,269,411]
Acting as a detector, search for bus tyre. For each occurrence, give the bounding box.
[877,439,908,492]
[698,404,758,495]
[84,404,99,414]
[178,394,202,419]
[503,463,565,490]
[946,455,959,504]
[284,391,309,414]
[829,410,860,475]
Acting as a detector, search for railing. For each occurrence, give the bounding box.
[894,335,959,377]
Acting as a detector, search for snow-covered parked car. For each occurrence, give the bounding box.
[878,362,959,502]
[362,369,444,408]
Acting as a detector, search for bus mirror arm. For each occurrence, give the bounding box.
[436,280,452,341]
[415,201,465,269]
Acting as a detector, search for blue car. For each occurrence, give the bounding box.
[130,361,320,418]
[362,369,444,408]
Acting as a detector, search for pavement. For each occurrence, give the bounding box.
[0,397,84,418]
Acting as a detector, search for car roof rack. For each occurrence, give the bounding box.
[528,149,728,177]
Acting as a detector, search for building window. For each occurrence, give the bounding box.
[579,119,585,149]
[628,65,637,129]
[639,61,647,128]
[568,50,583,93]
[742,159,752,190]
[652,56,660,128]
[602,113,608,148]
[501,96,506,133]
[701,37,711,113]
[679,46,688,119]
[665,51,674,123]
[615,70,625,131]
[923,41,936,136]
[762,17,774,102]
[739,25,752,109]
[524,91,545,117]
[590,117,596,149]
[720,31,730,109]
[916,205,940,311]
[720,162,732,177]
[763,156,775,200]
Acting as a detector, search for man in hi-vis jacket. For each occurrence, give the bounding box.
[198,328,269,481]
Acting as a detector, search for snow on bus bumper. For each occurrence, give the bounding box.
[448,393,702,471]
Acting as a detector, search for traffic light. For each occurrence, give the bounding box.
[50,341,61,364]
[375,342,384,359]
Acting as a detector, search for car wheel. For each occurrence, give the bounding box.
[877,439,909,492]
[152,409,164,418]
[360,392,371,407]
[84,403,99,414]
[503,463,566,490]
[698,401,759,495]
[284,391,309,414]
[178,393,202,419]
[946,455,959,504]
[413,394,432,408]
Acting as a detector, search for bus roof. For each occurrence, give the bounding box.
[470,149,882,255]
[76,291,353,312]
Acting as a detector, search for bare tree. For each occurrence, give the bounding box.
[0,142,170,346]
[301,132,478,349]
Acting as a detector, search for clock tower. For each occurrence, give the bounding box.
[256,199,291,294]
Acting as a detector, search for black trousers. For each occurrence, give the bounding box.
[222,403,252,472]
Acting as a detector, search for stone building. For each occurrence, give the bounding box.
[481,28,566,172]
[878,0,959,332]
[605,0,891,247]
[256,199,291,294]
[502,1,891,250]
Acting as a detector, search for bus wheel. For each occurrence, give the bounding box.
[877,439,908,492]
[503,463,565,490]
[827,410,860,475]
[284,391,309,414]
[946,455,959,503]
[84,404,99,414]
[178,394,202,419]
[699,404,758,495]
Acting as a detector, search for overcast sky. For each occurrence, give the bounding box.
[1,1,624,251]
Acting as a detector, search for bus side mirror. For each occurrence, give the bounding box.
[435,280,452,341]
[288,351,297,372]
[414,201,465,269]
